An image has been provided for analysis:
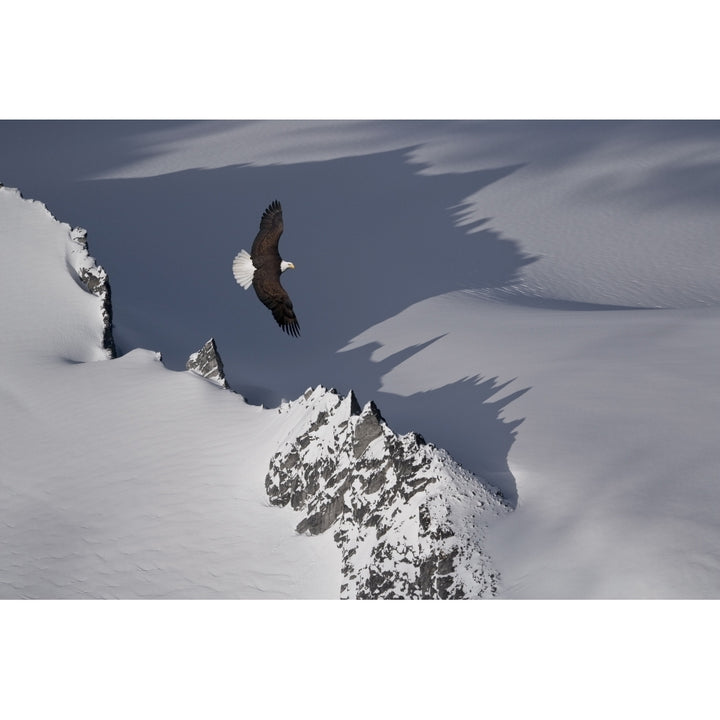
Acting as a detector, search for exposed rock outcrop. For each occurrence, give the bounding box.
[186,337,229,389]
[266,386,510,599]
[66,226,116,358]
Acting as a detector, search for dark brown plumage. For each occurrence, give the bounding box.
[246,200,300,337]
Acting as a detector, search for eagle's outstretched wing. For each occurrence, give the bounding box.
[251,199,284,263]
[253,271,300,337]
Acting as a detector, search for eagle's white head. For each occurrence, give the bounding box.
[280,260,295,272]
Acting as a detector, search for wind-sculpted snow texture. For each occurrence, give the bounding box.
[266,387,510,599]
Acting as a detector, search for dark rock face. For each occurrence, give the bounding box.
[186,338,229,389]
[266,387,510,599]
[67,227,116,358]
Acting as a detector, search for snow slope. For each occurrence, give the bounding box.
[0,183,505,599]
[344,295,720,597]
[0,185,341,598]
[2,120,720,597]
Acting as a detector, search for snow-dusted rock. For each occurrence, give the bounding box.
[66,225,116,357]
[186,337,229,388]
[267,386,510,599]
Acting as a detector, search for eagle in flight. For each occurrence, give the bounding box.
[232,200,300,337]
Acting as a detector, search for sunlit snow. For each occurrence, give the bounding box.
[2,120,720,598]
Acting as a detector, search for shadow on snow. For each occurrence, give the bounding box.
[0,127,541,505]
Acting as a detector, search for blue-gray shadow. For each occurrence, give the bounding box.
[0,143,537,387]
[0,121,541,506]
[332,336,528,506]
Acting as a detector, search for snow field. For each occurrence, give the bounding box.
[0,187,341,598]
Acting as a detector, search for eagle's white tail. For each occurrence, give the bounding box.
[232,249,255,289]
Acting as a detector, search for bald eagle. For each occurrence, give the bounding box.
[232,200,300,337]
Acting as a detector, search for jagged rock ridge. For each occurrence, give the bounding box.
[186,337,229,388]
[66,226,116,357]
[266,386,511,599]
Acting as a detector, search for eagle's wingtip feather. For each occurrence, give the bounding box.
[282,321,300,338]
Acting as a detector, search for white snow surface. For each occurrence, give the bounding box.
[0,186,340,598]
[0,187,109,366]
[343,294,720,597]
[3,120,720,598]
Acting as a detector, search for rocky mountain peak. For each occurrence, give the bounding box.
[266,386,510,599]
[186,338,229,389]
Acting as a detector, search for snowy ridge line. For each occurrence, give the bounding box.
[267,386,511,599]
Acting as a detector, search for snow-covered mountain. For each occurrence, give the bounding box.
[267,386,508,598]
[0,183,505,599]
[2,120,720,599]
